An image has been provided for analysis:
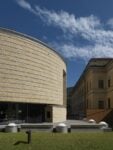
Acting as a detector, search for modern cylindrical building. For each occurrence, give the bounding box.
[0,28,66,123]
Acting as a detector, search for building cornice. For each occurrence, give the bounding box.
[0,27,66,64]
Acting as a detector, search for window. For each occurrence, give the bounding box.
[108,79,111,88]
[47,111,51,118]
[86,82,88,92]
[90,81,91,89]
[86,99,88,109]
[98,80,104,89]
[98,100,104,109]
[108,98,111,109]
[63,70,66,106]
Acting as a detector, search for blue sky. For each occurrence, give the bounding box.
[1,0,113,87]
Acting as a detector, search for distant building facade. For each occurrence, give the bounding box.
[0,28,66,123]
[69,58,113,123]
[67,87,73,119]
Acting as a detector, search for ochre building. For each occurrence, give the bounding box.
[70,58,113,123]
[0,28,66,123]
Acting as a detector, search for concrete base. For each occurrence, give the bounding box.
[5,126,17,133]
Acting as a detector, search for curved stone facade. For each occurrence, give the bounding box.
[0,28,66,105]
[0,28,66,123]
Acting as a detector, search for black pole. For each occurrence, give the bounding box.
[26,130,31,144]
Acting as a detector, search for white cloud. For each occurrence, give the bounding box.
[54,43,113,61]
[15,0,32,11]
[35,6,101,34]
[107,18,113,29]
[15,0,113,61]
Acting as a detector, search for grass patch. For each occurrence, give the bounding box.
[0,132,113,150]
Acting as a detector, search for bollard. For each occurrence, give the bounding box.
[5,123,17,133]
[56,123,67,133]
[18,125,21,132]
[26,130,31,144]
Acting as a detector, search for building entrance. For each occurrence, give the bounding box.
[0,102,46,123]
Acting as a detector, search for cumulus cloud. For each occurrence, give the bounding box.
[15,0,113,61]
